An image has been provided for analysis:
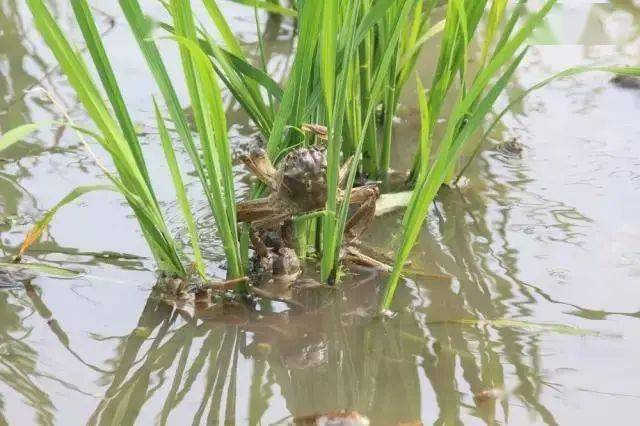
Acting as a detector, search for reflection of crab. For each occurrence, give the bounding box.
[236,143,380,249]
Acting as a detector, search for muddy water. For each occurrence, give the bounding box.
[2,1,640,424]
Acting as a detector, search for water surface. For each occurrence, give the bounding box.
[1,1,640,424]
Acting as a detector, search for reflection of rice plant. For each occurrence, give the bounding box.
[0,291,55,425]
[87,262,567,425]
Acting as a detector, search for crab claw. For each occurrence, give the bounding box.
[241,148,278,191]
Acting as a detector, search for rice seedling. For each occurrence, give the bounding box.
[381,0,559,310]
[198,0,441,282]
[320,0,421,282]
[193,0,449,282]
[26,0,187,277]
[0,122,51,152]
[28,0,612,303]
[25,0,245,283]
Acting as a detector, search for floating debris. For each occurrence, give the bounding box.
[375,191,413,216]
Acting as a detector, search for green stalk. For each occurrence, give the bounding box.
[253,1,274,113]
[320,0,363,282]
[70,0,152,192]
[171,0,243,279]
[358,6,378,176]
[379,52,398,177]
[154,100,206,277]
[27,0,185,275]
[170,35,245,279]
[323,0,415,282]
[381,0,558,310]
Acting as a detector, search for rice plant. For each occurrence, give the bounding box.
[191,0,443,282]
[25,0,568,293]
[380,0,559,310]
[20,0,640,314]
[192,0,532,284]
[26,0,244,282]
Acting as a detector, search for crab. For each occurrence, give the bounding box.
[236,142,380,281]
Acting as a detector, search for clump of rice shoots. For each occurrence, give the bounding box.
[26,0,244,284]
[23,0,640,314]
[381,0,558,310]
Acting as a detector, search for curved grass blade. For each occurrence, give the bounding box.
[222,49,283,100]
[118,0,215,210]
[0,262,84,279]
[27,0,186,276]
[154,100,206,278]
[201,0,245,57]
[17,184,116,259]
[160,22,283,101]
[0,122,51,152]
[70,0,153,191]
[199,0,275,134]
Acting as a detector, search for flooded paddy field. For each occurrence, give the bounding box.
[1,1,640,424]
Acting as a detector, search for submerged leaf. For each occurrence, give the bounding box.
[440,319,619,338]
[0,121,51,152]
[0,262,83,279]
[18,185,116,258]
[375,191,413,216]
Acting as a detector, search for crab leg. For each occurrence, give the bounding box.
[250,213,294,232]
[236,197,278,223]
[344,185,380,241]
[249,228,270,258]
[338,156,354,188]
[301,123,328,140]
